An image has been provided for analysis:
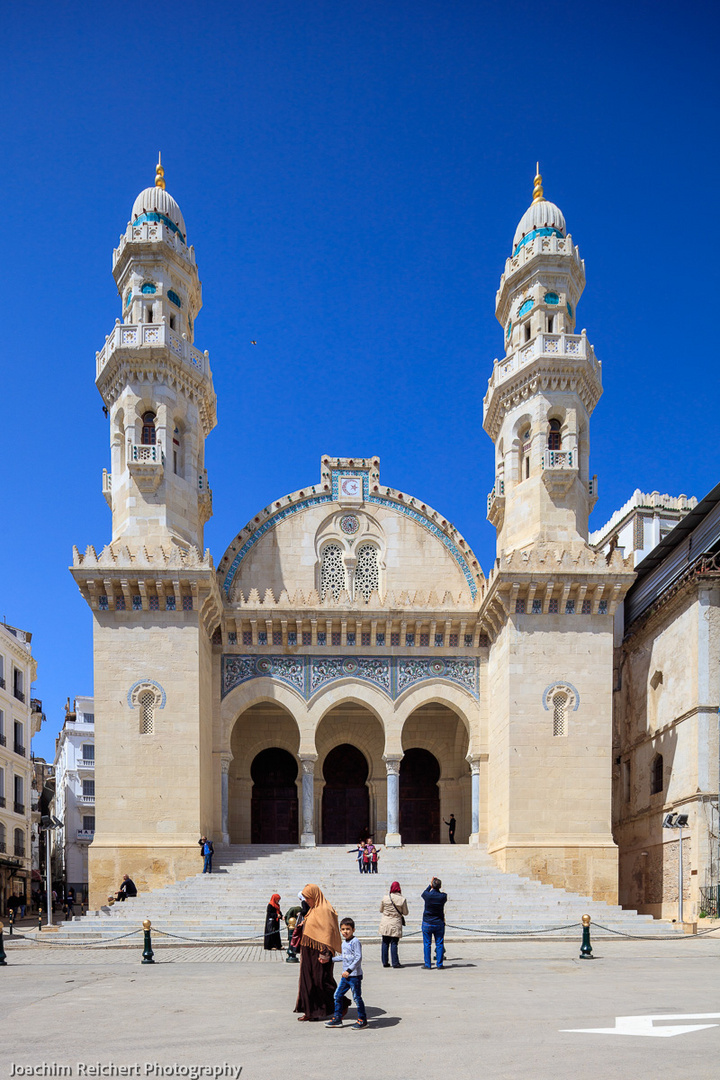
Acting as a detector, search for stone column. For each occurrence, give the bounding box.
[467,755,482,846]
[220,754,232,844]
[383,755,403,847]
[299,756,317,847]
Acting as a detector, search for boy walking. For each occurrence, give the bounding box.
[326,918,368,1029]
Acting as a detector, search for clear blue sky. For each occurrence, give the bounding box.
[3,0,718,761]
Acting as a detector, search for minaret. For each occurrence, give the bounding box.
[97,155,217,550]
[483,167,601,554]
[73,162,222,909]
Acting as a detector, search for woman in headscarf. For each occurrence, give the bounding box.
[379,880,408,968]
[264,893,283,950]
[294,883,344,1021]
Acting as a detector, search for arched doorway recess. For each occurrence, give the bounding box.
[400,748,441,843]
[251,747,299,844]
[322,744,370,844]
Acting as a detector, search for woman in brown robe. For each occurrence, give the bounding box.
[294,883,345,1021]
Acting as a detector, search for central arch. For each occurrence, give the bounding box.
[400,748,441,843]
[251,747,299,844]
[322,744,369,844]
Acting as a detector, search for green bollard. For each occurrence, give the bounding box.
[0,921,6,965]
[141,919,155,964]
[8,910,14,936]
[38,909,43,932]
[580,913,593,960]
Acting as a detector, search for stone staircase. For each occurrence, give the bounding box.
[41,845,680,943]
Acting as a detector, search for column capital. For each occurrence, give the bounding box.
[466,752,485,774]
[383,754,403,776]
[299,754,317,775]
[220,753,232,775]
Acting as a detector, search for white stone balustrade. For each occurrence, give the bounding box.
[113,220,196,267]
[96,321,209,378]
[542,449,574,470]
[130,443,163,464]
[491,333,600,390]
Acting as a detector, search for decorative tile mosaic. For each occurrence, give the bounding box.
[532,599,542,614]
[182,595,193,611]
[581,600,592,615]
[132,595,142,611]
[542,680,580,711]
[258,632,267,645]
[598,600,608,614]
[420,634,429,647]
[166,596,176,611]
[242,631,252,646]
[228,632,237,645]
[149,596,159,611]
[565,600,575,615]
[391,633,400,646]
[464,635,473,647]
[396,657,479,698]
[515,599,526,614]
[317,632,326,646]
[288,632,297,646]
[340,514,360,535]
[375,633,385,646]
[448,634,458,648]
[548,599,559,614]
[302,632,312,646]
[273,632,282,645]
[98,595,109,611]
[405,634,415,647]
[116,596,126,611]
[331,632,341,646]
[221,655,480,701]
[434,634,444,647]
[346,633,356,646]
[361,633,370,646]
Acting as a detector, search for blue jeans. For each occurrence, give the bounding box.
[381,936,399,967]
[203,853,212,873]
[334,975,366,1021]
[422,923,444,968]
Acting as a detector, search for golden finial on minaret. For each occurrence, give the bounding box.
[155,152,166,190]
[532,162,544,204]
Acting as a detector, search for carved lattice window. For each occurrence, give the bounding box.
[139,691,155,734]
[552,693,568,737]
[354,543,379,601]
[320,543,346,600]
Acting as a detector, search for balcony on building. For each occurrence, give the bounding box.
[0,839,5,853]
[78,757,95,769]
[13,687,25,703]
[14,840,25,857]
[14,801,25,815]
[0,733,6,747]
[0,795,5,808]
[0,676,5,689]
[78,794,95,805]
[14,741,26,757]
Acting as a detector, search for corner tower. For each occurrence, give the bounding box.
[483,168,601,554]
[97,156,216,549]
[72,162,222,908]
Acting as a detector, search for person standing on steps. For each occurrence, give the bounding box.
[421,877,447,969]
[379,880,408,968]
[264,893,284,950]
[371,843,381,873]
[443,814,456,844]
[347,840,367,874]
[199,835,214,873]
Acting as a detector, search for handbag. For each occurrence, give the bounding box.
[390,896,406,926]
[290,914,304,949]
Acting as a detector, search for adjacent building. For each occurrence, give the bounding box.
[613,483,720,921]
[590,490,697,568]
[0,622,45,916]
[52,697,95,902]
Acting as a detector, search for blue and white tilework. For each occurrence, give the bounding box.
[221,655,480,701]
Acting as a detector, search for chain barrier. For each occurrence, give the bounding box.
[6,929,143,946]
[590,921,719,941]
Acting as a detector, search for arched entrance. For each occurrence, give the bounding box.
[400,748,440,843]
[251,747,299,844]
[322,744,370,844]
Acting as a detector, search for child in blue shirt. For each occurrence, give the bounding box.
[326,918,368,1029]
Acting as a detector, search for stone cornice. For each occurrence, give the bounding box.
[97,349,217,438]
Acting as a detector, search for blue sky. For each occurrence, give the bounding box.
[3,0,718,761]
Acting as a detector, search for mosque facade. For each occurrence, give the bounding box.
[72,161,638,910]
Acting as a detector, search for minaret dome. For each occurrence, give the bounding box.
[512,166,566,253]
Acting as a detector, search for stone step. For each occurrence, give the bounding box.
[48,844,681,942]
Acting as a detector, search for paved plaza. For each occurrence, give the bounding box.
[3,935,720,1080]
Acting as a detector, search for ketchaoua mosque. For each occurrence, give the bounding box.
[72,160,638,909]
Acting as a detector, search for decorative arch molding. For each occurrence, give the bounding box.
[220,677,308,750]
[542,681,580,711]
[307,681,390,730]
[127,679,166,709]
[394,683,477,740]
